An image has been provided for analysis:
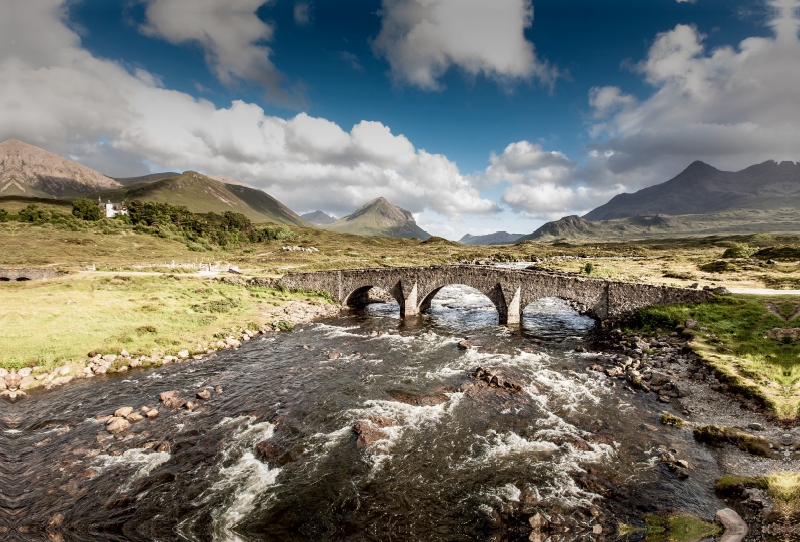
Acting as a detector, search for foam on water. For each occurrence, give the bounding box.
[92,448,172,492]
[179,417,281,542]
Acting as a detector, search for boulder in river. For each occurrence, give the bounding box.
[197,389,212,400]
[114,407,134,418]
[471,366,524,393]
[106,418,130,434]
[387,388,452,406]
[353,416,394,450]
[159,391,187,409]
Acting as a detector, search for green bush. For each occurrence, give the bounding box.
[0,209,9,222]
[583,262,594,274]
[721,244,754,259]
[72,198,102,221]
[634,306,681,330]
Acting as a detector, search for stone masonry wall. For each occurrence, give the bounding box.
[0,268,59,281]
[279,265,714,325]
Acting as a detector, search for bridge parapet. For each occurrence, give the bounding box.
[0,268,59,281]
[279,265,713,325]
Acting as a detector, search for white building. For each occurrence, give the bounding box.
[99,199,128,218]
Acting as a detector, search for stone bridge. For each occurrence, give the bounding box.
[0,268,59,281]
[279,265,714,325]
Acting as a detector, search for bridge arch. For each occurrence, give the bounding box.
[278,265,714,327]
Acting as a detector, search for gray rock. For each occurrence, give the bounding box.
[715,508,748,542]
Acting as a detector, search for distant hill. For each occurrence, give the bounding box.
[91,171,310,226]
[114,172,180,186]
[301,210,336,225]
[584,160,800,221]
[460,231,525,245]
[321,197,431,239]
[517,216,598,242]
[0,139,119,198]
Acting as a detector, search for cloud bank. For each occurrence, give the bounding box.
[0,0,496,219]
[372,0,558,90]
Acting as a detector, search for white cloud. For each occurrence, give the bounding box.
[372,0,558,90]
[0,0,497,219]
[140,0,298,105]
[293,2,312,25]
[586,0,800,190]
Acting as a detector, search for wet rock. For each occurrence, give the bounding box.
[19,376,36,390]
[197,389,212,400]
[457,339,476,350]
[388,389,451,406]
[529,512,548,530]
[145,408,159,419]
[256,438,295,467]
[587,364,604,372]
[716,508,748,542]
[685,319,699,329]
[214,386,223,394]
[159,390,186,409]
[114,407,134,418]
[353,417,394,450]
[156,442,171,453]
[471,366,524,393]
[747,422,764,431]
[126,413,144,422]
[106,418,130,434]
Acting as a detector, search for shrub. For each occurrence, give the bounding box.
[721,243,753,259]
[274,320,294,331]
[0,209,9,222]
[72,198,102,221]
[634,306,681,330]
[583,262,594,275]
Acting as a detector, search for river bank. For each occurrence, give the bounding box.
[0,273,340,396]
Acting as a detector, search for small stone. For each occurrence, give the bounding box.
[156,442,171,453]
[747,423,764,431]
[19,376,36,389]
[18,367,32,378]
[129,358,143,368]
[102,354,117,363]
[457,339,475,350]
[106,418,130,434]
[685,319,699,329]
[114,407,134,418]
[529,513,548,529]
[185,401,196,410]
[214,386,223,394]
[177,349,190,359]
[126,413,144,422]
[197,389,212,400]
[116,365,128,373]
[592,525,602,534]
[120,349,130,358]
[658,395,671,403]
[146,409,159,419]
[160,391,186,409]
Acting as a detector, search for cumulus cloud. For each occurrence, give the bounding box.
[140,0,298,105]
[585,0,800,189]
[0,0,496,218]
[485,0,800,220]
[372,0,558,90]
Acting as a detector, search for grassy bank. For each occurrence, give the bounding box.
[0,274,332,370]
[634,295,800,419]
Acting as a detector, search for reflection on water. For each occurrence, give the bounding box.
[0,286,722,541]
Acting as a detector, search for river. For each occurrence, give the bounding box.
[0,285,724,541]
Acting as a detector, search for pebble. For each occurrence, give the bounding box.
[114,407,134,418]
[106,418,130,434]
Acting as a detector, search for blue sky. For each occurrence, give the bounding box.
[3,0,799,238]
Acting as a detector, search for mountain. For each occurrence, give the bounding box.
[321,197,431,239]
[517,216,598,242]
[301,210,336,225]
[0,139,119,198]
[460,231,525,245]
[91,171,310,226]
[584,160,800,221]
[114,172,180,186]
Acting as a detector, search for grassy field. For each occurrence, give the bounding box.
[0,274,330,370]
[634,295,800,419]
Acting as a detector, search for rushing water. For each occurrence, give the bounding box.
[0,286,724,541]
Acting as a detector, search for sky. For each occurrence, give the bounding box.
[2,0,799,239]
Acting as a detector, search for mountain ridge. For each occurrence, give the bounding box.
[321,197,431,240]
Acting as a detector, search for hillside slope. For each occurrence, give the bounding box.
[301,210,336,225]
[584,160,800,220]
[321,197,431,239]
[460,231,525,245]
[92,171,310,226]
[0,139,119,198]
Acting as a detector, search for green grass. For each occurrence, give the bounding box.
[0,274,330,370]
[643,515,721,542]
[633,295,800,419]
